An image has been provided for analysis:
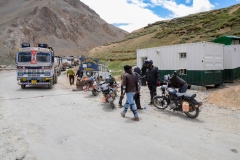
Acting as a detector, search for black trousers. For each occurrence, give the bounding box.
[148,83,157,103]
[141,77,146,86]
[134,92,141,108]
[69,75,74,85]
[118,85,124,105]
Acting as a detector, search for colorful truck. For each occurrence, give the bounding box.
[79,57,110,80]
[16,43,58,89]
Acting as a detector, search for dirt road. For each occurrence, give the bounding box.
[0,70,239,160]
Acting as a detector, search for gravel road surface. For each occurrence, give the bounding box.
[0,70,239,160]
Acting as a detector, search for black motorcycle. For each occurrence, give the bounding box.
[153,75,203,119]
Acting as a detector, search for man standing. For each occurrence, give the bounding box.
[120,65,139,121]
[67,68,75,85]
[141,61,147,86]
[145,59,160,105]
[118,71,125,108]
[133,66,143,110]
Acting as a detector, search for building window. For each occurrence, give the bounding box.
[179,52,186,58]
[179,69,187,75]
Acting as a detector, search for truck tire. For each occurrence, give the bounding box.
[54,74,57,84]
[48,80,53,89]
[21,85,26,89]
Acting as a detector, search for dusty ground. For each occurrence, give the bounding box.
[207,80,240,109]
[0,69,239,160]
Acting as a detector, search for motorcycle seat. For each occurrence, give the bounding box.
[175,93,196,100]
[184,93,196,100]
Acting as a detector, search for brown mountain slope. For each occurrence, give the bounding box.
[0,0,128,57]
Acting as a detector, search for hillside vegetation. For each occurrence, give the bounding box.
[89,4,240,76]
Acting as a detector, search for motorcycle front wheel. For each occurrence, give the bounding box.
[184,100,199,119]
[153,96,168,109]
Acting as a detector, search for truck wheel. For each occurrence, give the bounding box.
[21,85,26,89]
[54,74,57,84]
[48,80,53,89]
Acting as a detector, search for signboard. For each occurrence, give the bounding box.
[80,58,99,71]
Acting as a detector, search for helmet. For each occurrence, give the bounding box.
[173,71,177,76]
[105,76,115,85]
[133,66,141,75]
[145,59,153,65]
[163,74,170,81]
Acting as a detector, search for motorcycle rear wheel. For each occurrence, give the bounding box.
[92,89,98,96]
[110,102,115,108]
[153,96,168,109]
[184,100,199,119]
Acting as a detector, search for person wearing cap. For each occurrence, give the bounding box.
[145,59,160,105]
[120,65,139,121]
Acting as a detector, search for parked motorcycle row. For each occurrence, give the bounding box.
[80,73,203,119]
[81,75,119,108]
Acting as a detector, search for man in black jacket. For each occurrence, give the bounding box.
[145,59,160,105]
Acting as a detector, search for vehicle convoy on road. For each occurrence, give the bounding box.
[153,74,203,119]
[16,43,58,89]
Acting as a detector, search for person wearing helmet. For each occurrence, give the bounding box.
[132,66,143,110]
[145,59,160,105]
[141,61,147,86]
[169,71,188,93]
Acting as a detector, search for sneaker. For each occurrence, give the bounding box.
[131,117,139,121]
[137,107,143,110]
[118,104,123,108]
[120,112,125,117]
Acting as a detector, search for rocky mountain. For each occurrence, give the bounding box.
[0,0,128,58]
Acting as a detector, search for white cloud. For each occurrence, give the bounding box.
[80,0,215,32]
[80,0,163,32]
[150,0,215,17]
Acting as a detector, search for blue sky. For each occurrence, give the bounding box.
[80,0,240,32]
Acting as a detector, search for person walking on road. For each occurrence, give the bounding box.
[120,65,139,121]
[67,68,75,85]
[145,59,160,105]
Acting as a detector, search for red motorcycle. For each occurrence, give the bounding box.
[82,77,101,96]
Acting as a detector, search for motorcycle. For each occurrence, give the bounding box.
[82,77,101,96]
[153,75,203,119]
[99,82,118,108]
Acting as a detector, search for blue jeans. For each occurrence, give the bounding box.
[122,92,138,118]
[179,84,188,93]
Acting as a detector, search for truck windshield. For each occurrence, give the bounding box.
[37,52,50,62]
[18,52,31,62]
